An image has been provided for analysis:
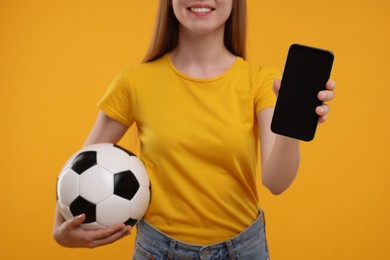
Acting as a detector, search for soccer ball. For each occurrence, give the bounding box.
[56,143,150,230]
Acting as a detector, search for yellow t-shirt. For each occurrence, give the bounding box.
[98,54,278,245]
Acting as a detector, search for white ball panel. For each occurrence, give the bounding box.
[57,200,73,220]
[129,187,150,219]
[129,157,150,187]
[79,166,113,204]
[97,195,132,227]
[81,222,106,230]
[57,169,80,205]
[97,146,131,173]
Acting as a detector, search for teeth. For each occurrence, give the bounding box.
[191,7,212,13]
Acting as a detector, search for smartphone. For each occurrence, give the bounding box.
[271,44,334,141]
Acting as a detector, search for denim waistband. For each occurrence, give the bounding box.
[135,210,266,259]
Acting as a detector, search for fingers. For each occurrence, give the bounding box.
[318,90,335,102]
[318,80,336,102]
[88,225,132,248]
[316,96,331,123]
[318,115,327,124]
[316,104,330,116]
[326,79,336,90]
[61,214,132,248]
[316,103,330,125]
[273,78,335,124]
[91,223,127,240]
[64,214,86,230]
[316,80,336,124]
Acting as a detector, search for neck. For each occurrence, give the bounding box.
[170,26,236,78]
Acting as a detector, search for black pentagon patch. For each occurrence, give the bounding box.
[70,196,96,223]
[71,151,97,174]
[114,144,135,156]
[114,171,139,200]
[124,218,138,227]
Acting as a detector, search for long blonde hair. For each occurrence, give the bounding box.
[142,0,247,63]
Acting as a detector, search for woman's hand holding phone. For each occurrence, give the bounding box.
[272,79,336,125]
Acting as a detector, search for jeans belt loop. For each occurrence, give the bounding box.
[226,240,235,260]
[167,239,177,260]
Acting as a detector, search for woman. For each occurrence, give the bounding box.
[53,0,335,259]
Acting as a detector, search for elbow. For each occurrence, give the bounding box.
[264,183,289,195]
[261,164,300,196]
[262,175,293,196]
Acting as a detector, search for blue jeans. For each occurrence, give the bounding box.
[133,211,269,260]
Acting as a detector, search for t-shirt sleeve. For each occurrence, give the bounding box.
[97,68,134,127]
[254,67,280,114]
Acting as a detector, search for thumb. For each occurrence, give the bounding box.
[65,214,86,229]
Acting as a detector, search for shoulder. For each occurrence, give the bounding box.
[236,59,280,87]
[240,59,280,81]
[123,55,169,79]
[104,56,168,93]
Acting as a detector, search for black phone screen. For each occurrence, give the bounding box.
[271,44,334,141]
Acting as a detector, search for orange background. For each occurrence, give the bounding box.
[1,0,389,259]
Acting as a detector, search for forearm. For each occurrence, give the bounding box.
[262,135,300,195]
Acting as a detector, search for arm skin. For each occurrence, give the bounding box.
[52,111,131,248]
[258,79,335,195]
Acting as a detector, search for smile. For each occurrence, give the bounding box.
[189,7,214,13]
[187,4,216,14]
